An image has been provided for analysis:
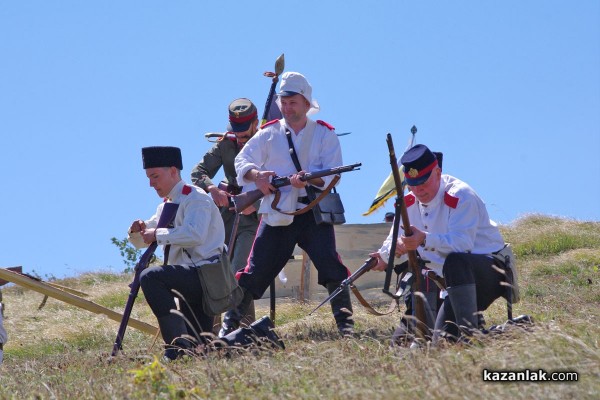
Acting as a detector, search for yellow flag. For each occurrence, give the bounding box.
[362,166,405,216]
[365,127,418,216]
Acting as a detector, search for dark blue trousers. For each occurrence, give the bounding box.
[436,252,506,336]
[140,264,213,335]
[442,252,506,309]
[238,211,350,299]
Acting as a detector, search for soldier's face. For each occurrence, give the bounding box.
[407,167,442,204]
[146,167,179,198]
[280,94,310,124]
[234,120,257,146]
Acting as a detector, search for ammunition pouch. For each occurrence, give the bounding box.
[491,243,520,303]
[197,251,244,316]
[307,186,346,225]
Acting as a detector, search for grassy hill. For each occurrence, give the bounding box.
[0,215,598,399]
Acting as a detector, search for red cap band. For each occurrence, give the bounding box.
[229,110,257,124]
[408,159,438,179]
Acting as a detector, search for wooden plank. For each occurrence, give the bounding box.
[0,267,158,336]
[0,266,22,286]
[300,251,311,301]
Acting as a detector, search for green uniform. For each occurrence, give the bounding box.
[191,137,259,272]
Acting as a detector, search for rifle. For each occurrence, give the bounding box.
[309,257,378,315]
[204,132,236,142]
[383,132,428,340]
[205,131,352,143]
[231,163,362,213]
[110,202,179,357]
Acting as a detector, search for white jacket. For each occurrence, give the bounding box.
[128,180,225,267]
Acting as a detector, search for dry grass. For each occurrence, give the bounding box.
[0,215,598,399]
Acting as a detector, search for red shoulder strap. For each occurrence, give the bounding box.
[316,120,335,130]
[444,192,459,208]
[405,193,416,208]
[260,119,280,129]
[182,185,192,195]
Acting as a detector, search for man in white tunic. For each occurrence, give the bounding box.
[371,144,511,342]
[128,146,225,360]
[220,72,355,337]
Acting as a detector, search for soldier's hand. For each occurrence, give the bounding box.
[255,171,276,195]
[369,252,388,271]
[129,220,146,233]
[142,228,157,244]
[401,225,426,251]
[290,171,308,188]
[395,240,408,256]
[209,187,231,208]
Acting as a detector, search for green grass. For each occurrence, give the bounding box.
[0,215,598,399]
[507,215,600,258]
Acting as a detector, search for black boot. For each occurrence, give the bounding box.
[218,289,254,337]
[423,290,439,334]
[447,284,478,335]
[157,314,195,361]
[220,316,285,349]
[326,282,355,337]
[248,316,285,348]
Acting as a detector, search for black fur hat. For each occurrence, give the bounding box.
[142,146,183,170]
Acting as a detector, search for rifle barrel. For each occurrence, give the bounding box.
[309,286,342,315]
[308,257,377,315]
[303,163,362,181]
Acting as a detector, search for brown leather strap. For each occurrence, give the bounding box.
[350,284,399,316]
[270,175,340,215]
[424,270,446,290]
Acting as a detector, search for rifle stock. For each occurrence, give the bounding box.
[309,257,377,315]
[232,163,362,213]
[110,202,180,357]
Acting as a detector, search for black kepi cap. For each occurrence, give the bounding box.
[142,146,183,170]
[400,144,438,186]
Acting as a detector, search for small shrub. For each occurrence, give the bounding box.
[111,237,143,272]
[129,356,191,399]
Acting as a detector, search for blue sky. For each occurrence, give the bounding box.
[2,1,599,279]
